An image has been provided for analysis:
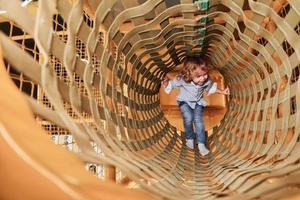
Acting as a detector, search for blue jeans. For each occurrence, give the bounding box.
[178,101,206,144]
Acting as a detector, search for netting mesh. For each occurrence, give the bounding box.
[1,0,300,199]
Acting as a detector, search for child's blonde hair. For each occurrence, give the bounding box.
[179,56,208,82]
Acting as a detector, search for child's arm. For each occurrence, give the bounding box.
[161,75,181,94]
[206,80,230,96]
[161,76,169,87]
[161,76,172,94]
[215,87,230,95]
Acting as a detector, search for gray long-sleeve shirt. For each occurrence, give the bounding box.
[164,76,217,109]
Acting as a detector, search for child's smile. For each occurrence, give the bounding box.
[192,67,208,85]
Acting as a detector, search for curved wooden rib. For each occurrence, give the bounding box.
[0,45,159,200]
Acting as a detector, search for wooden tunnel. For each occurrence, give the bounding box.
[1,0,300,199]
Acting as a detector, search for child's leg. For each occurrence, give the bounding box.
[194,104,209,156]
[178,102,194,148]
[194,104,206,144]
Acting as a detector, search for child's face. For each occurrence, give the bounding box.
[192,65,208,85]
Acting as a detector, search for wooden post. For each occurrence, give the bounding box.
[104,165,116,182]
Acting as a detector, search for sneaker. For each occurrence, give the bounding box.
[186,139,194,149]
[198,143,210,156]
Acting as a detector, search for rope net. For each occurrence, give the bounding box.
[1,0,300,199]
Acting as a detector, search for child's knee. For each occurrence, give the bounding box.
[183,115,193,124]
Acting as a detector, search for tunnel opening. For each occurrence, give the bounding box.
[159,63,228,137]
[1,0,300,200]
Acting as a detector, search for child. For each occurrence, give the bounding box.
[161,56,230,156]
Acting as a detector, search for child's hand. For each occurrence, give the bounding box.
[161,76,169,87]
[223,87,230,95]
